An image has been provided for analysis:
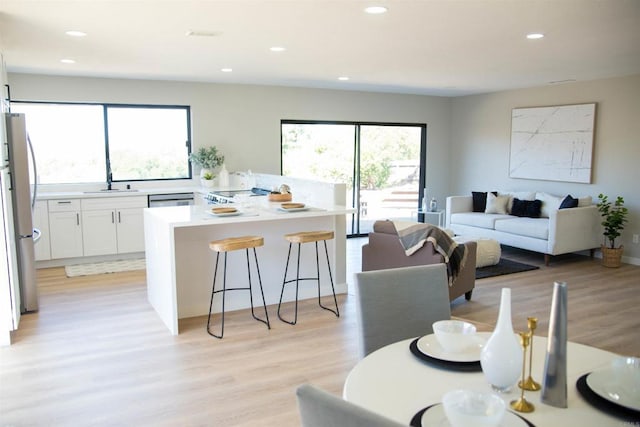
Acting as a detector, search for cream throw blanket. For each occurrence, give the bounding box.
[392,220,467,286]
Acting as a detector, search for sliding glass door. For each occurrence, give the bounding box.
[282,121,426,236]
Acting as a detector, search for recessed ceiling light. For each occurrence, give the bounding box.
[270,46,286,52]
[221,68,233,73]
[526,33,544,40]
[186,30,223,37]
[60,59,76,64]
[365,6,388,14]
[338,76,350,81]
[65,30,86,37]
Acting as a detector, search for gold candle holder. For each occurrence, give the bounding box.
[511,331,535,413]
[519,317,541,391]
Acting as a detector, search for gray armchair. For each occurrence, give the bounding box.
[362,220,477,301]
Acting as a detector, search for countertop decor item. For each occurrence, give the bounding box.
[511,331,535,413]
[520,317,541,391]
[541,281,568,408]
[596,193,628,267]
[480,287,523,393]
[189,146,225,178]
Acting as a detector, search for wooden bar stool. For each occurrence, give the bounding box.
[277,230,340,325]
[207,235,270,338]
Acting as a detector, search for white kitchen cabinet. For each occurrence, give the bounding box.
[81,196,146,256]
[33,200,51,261]
[81,209,118,256]
[115,208,145,253]
[48,200,83,259]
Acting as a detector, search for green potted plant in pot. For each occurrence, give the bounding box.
[201,171,215,188]
[596,193,628,267]
[189,146,224,178]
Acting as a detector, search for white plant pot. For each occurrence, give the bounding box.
[200,178,215,188]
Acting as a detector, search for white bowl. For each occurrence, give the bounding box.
[442,389,506,427]
[432,320,477,353]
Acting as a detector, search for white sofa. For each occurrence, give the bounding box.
[446,191,601,265]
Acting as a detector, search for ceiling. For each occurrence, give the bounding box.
[1,0,640,97]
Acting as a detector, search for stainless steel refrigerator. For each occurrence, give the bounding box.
[2,113,38,318]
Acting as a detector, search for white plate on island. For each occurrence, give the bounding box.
[207,210,242,217]
[277,206,310,212]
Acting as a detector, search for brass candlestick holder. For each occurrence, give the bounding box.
[511,331,535,413]
[519,317,541,391]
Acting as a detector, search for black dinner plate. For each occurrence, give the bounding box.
[409,337,482,372]
[410,403,535,427]
[576,373,640,422]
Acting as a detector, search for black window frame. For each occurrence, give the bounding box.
[10,100,193,184]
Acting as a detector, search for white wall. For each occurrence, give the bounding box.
[7,74,452,204]
[450,74,640,262]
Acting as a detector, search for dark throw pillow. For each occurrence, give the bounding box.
[559,194,579,209]
[510,198,526,217]
[511,198,542,218]
[472,191,497,213]
[524,199,542,218]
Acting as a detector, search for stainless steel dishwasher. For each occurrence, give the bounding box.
[148,193,195,207]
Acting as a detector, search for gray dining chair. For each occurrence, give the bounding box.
[354,263,451,358]
[296,383,407,427]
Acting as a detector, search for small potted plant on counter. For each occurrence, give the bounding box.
[597,193,628,267]
[201,171,215,188]
[189,146,225,180]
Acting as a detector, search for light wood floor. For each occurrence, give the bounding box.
[1,241,639,426]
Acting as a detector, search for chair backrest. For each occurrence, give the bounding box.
[354,264,451,358]
[296,383,407,427]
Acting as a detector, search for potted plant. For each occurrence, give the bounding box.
[201,171,215,188]
[188,146,225,178]
[596,193,628,268]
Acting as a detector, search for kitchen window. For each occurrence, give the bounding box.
[11,102,191,184]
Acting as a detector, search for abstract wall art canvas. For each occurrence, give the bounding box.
[509,103,596,183]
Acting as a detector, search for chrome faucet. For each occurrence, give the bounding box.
[107,165,113,190]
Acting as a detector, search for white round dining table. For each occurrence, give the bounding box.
[343,334,634,426]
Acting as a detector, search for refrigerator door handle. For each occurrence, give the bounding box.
[27,134,38,210]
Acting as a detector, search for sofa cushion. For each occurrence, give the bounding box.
[485,192,509,214]
[578,195,593,207]
[472,191,497,212]
[535,192,564,218]
[498,191,536,213]
[451,212,512,229]
[494,217,549,240]
[511,198,542,218]
[559,194,579,209]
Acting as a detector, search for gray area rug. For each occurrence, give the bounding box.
[475,258,539,279]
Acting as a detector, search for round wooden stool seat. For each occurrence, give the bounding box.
[284,231,334,244]
[209,236,264,253]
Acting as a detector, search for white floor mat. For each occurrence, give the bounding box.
[65,258,146,277]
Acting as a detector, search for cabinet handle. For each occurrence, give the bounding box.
[118,211,121,223]
[111,211,115,223]
[58,201,72,204]
[76,213,79,225]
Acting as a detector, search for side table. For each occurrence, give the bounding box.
[416,209,445,227]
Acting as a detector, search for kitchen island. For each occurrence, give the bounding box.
[144,201,354,335]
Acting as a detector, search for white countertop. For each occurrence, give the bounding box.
[35,186,208,200]
[145,203,355,228]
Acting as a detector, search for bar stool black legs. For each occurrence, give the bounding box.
[277,231,340,325]
[207,236,270,339]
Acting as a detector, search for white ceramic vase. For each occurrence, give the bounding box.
[480,287,523,392]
